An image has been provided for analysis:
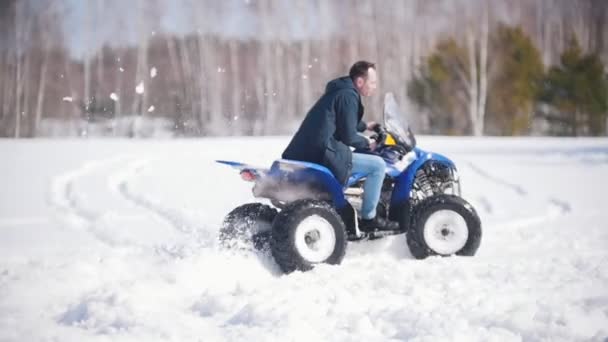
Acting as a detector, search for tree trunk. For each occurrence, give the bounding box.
[15,53,21,139]
[96,0,104,99]
[14,3,27,138]
[318,0,331,77]
[193,5,207,132]
[34,46,49,136]
[260,0,276,135]
[209,37,223,131]
[113,50,125,136]
[83,2,91,119]
[285,41,297,122]
[63,48,80,131]
[179,38,195,132]
[229,39,241,134]
[195,35,206,134]
[476,5,489,137]
[466,26,479,136]
[131,0,149,136]
[299,1,311,123]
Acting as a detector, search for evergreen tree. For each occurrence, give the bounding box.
[487,25,544,135]
[540,38,608,135]
[408,38,471,135]
[408,25,544,136]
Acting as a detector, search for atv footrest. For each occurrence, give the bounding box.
[347,230,405,241]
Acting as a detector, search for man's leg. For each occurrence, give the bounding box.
[351,153,385,220]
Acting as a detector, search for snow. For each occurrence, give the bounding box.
[148,105,155,113]
[1,137,607,341]
[62,96,73,102]
[135,82,144,94]
[150,67,157,78]
[110,93,119,101]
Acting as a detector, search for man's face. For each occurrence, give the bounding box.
[355,67,378,97]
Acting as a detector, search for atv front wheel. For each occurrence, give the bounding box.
[407,194,481,259]
[219,203,278,251]
[270,200,347,273]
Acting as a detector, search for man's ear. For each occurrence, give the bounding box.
[355,77,364,88]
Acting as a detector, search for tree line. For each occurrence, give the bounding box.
[0,0,606,138]
[409,23,608,136]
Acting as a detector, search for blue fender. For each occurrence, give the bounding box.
[268,159,349,209]
[390,148,456,205]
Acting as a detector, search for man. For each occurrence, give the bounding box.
[282,61,398,231]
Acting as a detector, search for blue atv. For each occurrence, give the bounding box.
[218,93,481,273]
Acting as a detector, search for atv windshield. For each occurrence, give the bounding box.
[383,93,416,150]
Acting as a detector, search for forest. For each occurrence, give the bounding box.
[0,0,606,137]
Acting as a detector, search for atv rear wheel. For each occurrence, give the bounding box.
[219,203,278,251]
[270,200,347,273]
[407,194,481,259]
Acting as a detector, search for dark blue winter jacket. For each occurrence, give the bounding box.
[282,76,370,184]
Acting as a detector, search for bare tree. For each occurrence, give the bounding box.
[298,1,312,121]
[34,1,62,135]
[259,0,277,134]
[83,1,92,118]
[467,2,489,136]
[14,1,33,138]
[131,0,149,117]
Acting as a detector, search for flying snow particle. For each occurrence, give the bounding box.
[148,105,155,112]
[233,115,239,121]
[110,93,119,101]
[308,64,312,69]
[136,82,145,94]
[62,96,73,102]
[119,67,124,72]
[302,74,308,80]
[150,67,157,78]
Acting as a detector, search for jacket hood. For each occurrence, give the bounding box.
[325,76,358,95]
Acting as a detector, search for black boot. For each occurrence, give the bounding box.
[359,215,399,232]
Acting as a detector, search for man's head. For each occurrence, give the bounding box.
[349,61,377,97]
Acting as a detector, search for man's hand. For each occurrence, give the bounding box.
[366,136,377,151]
[366,121,380,131]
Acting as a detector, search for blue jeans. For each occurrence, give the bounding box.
[351,153,386,220]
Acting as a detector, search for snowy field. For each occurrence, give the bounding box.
[1,136,607,342]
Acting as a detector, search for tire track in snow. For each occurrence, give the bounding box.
[465,161,528,196]
[111,158,216,255]
[48,155,170,248]
[49,156,131,228]
[464,160,572,230]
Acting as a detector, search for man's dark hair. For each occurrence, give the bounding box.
[349,61,376,81]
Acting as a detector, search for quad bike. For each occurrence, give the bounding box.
[217,93,481,273]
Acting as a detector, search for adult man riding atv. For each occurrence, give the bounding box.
[282,61,398,231]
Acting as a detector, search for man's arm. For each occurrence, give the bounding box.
[357,120,367,132]
[335,93,370,150]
